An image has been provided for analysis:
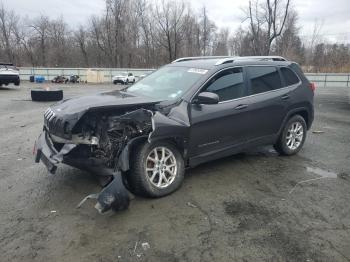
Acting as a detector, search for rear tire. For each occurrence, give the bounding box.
[31,89,63,102]
[274,115,307,155]
[14,80,20,86]
[128,141,185,198]
[113,80,117,85]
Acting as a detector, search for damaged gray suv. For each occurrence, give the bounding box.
[34,56,314,213]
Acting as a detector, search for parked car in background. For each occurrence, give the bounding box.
[52,75,67,83]
[112,72,135,85]
[34,56,314,213]
[0,63,20,87]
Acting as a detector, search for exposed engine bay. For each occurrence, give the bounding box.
[37,108,155,213]
[64,109,154,170]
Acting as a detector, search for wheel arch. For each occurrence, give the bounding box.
[119,135,188,172]
[279,106,312,136]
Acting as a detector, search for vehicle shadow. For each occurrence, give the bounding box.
[0,86,20,91]
[186,146,278,178]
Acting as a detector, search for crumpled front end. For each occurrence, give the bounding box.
[34,93,191,214]
[34,108,155,213]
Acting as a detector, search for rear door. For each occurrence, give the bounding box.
[244,66,291,142]
[189,67,252,157]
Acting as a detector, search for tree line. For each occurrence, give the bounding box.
[0,0,349,72]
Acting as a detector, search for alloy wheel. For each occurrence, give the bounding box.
[145,147,177,188]
[286,122,304,150]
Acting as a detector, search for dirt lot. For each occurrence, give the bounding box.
[0,82,349,262]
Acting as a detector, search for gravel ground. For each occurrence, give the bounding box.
[0,82,349,262]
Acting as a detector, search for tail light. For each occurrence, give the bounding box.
[309,82,316,92]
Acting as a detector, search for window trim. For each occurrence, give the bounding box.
[246,65,285,96]
[190,66,248,104]
[279,66,302,87]
[190,65,302,105]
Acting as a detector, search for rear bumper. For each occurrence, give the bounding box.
[113,79,127,84]
[0,74,20,84]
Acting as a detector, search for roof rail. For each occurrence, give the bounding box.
[213,56,287,66]
[215,57,236,65]
[172,56,231,63]
[236,56,287,61]
[171,55,287,65]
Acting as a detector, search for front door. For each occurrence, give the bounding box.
[188,67,251,158]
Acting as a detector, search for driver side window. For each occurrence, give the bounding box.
[203,68,245,102]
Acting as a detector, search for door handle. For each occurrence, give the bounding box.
[281,94,290,100]
[235,104,248,110]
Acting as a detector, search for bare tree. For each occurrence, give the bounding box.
[30,15,50,66]
[213,28,229,56]
[0,0,349,72]
[12,20,37,66]
[0,3,17,62]
[199,6,216,55]
[74,26,89,67]
[244,0,291,55]
[154,0,186,62]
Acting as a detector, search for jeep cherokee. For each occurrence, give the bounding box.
[34,56,314,212]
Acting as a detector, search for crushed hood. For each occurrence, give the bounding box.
[51,90,160,115]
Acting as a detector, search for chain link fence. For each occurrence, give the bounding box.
[305,73,350,88]
[18,67,350,87]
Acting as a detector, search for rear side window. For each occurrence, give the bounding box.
[204,67,245,102]
[247,66,282,95]
[280,67,300,86]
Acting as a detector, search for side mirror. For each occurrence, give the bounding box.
[194,92,219,105]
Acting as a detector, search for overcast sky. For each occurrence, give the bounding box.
[4,0,350,43]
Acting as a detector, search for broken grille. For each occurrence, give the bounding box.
[44,108,62,134]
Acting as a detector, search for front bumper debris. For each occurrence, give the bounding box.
[34,131,130,213]
[34,131,76,174]
[77,171,130,213]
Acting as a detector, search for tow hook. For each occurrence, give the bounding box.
[77,171,130,213]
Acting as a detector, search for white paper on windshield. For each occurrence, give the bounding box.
[188,68,208,75]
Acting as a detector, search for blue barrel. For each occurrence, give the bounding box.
[35,76,45,83]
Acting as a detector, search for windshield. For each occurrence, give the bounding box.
[126,66,207,100]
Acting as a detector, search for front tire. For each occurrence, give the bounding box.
[274,115,307,155]
[128,141,185,198]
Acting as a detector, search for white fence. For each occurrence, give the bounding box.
[19,67,350,87]
[19,67,155,82]
[305,73,350,88]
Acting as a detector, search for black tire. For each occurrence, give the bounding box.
[14,80,20,86]
[128,140,185,198]
[274,115,307,156]
[31,89,63,102]
[113,80,118,85]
